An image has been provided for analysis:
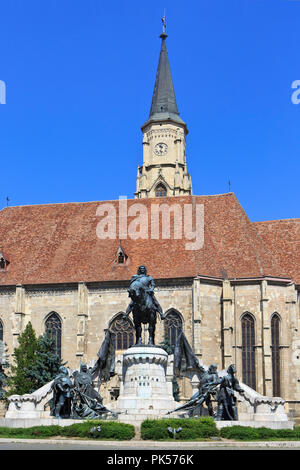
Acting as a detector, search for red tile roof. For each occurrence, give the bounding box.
[253,219,300,286]
[0,194,290,286]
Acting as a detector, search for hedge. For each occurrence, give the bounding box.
[60,420,135,440]
[219,425,300,441]
[0,425,62,439]
[0,421,135,440]
[141,417,219,440]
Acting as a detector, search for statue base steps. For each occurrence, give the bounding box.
[0,413,118,428]
[0,416,293,431]
[0,418,84,428]
[117,410,172,427]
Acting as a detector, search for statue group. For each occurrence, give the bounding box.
[50,266,244,422]
[168,363,244,421]
[50,364,117,420]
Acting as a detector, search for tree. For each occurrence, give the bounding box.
[0,365,8,400]
[25,332,66,390]
[0,340,9,400]
[159,334,181,402]
[7,325,67,397]
[6,322,39,395]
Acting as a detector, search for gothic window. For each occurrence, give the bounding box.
[155,184,167,197]
[164,310,183,348]
[110,314,134,350]
[45,312,62,359]
[271,314,281,397]
[241,313,256,390]
[0,320,3,341]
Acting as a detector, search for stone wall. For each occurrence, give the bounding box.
[0,278,299,415]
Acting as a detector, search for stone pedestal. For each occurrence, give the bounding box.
[116,346,175,422]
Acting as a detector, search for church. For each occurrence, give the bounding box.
[0,25,299,417]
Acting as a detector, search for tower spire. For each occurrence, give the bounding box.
[136,22,192,199]
[143,21,186,131]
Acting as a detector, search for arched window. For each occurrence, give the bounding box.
[110,314,135,350]
[45,312,62,359]
[164,310,183,348]
[0,320,3,341]
[271,314,281,397]
[155,184,167,197]
[241,313,256,390]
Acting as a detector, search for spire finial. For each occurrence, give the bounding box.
[160,10,167,39]
[161,11,166,34]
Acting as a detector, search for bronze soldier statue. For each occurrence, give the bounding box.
[50,366,73,419]
[197,364,221,417]
[215,364,244,421]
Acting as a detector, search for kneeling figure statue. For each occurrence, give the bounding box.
[72,363,117,419]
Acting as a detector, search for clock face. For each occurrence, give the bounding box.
[154,142,168,156]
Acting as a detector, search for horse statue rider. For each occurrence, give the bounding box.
[123,265,165,346]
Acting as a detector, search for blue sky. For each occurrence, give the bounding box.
[0,0,299,222]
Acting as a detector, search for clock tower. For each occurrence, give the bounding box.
[135,26,192,199]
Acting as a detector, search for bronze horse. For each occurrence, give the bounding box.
[123,267,165,346]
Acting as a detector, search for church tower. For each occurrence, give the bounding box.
[135,23,192,199]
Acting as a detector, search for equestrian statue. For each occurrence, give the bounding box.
[123,265,165,346]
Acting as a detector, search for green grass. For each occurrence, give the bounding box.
[0,421,135,440]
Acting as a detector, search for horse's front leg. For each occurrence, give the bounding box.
[148,313,157,346]
[134,319,142,345]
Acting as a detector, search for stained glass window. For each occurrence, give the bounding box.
[241,313,256,390]
[110,315,134,350]
[155,184,167,197]
[271,314,281,397]
[164,310,183,347]
[45,312,62,359]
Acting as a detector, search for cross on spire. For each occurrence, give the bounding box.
[161,13,166,34]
